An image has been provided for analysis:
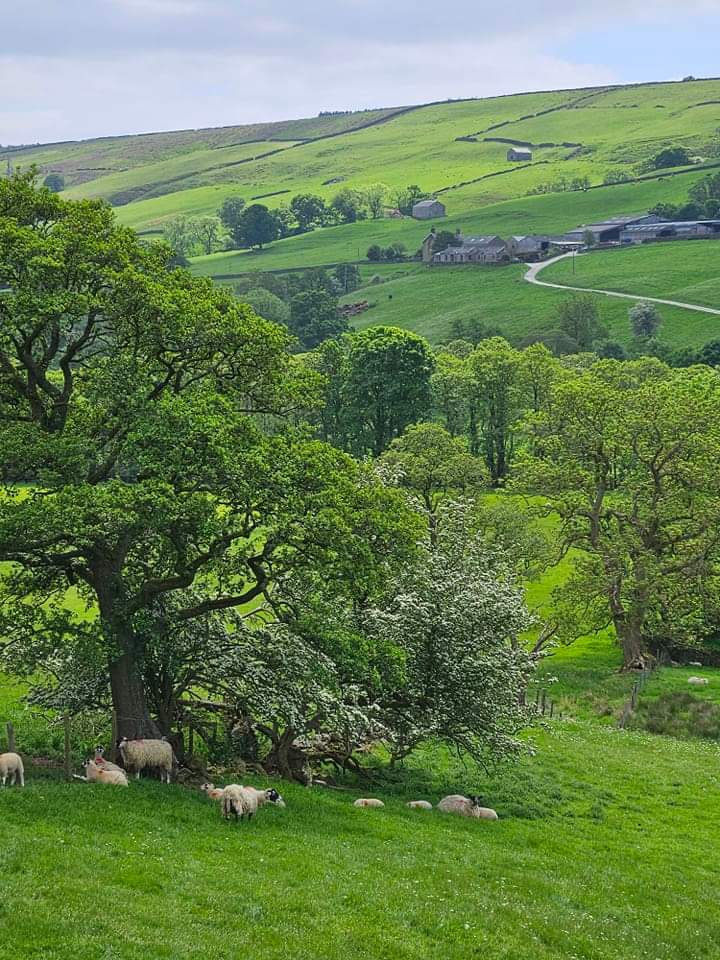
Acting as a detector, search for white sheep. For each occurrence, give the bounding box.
[0,752,24,787]
[688,676,710,686]
[118,737,173,783]
[93,745,125,775]
[407,800,433,810]
[222,785,285,821]
[81,759,129,787]
[437,795,498,820]
[353,798,384,808]
[689,661,703,667]
[200,782,225,801]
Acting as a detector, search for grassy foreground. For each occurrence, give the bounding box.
[3,638,720,960]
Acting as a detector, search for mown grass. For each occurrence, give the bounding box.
[342,262,711,348]
[540,239,720,310]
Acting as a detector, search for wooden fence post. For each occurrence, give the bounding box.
[6,721,15,753]
[63,715,72,782]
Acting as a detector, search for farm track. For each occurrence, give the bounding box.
[525,251,720,316]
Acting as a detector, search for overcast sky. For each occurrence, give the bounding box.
[2,1,719,145]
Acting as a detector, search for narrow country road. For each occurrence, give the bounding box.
[524,251,720,317]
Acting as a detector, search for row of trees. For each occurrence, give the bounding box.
[652,170,720,222]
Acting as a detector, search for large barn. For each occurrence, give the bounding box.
[432,235,508,265]
[563,214,661,244]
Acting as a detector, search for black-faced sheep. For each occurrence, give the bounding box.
[0,752,24,787]
[407,800,433,810]
[221,784,285,821]
[353,798,385,808]
[437,795,498,820]
[93,746,125,775]
[118,737,173,783]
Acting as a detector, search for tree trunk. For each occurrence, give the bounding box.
[108,651,161,739]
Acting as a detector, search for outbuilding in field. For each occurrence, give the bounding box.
[507,147,532,161]
[412,198,446,220]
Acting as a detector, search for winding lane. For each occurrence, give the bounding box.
[524,251,720,317]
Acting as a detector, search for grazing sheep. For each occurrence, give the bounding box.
[353,798,385,808]
[688,676,710,686]
[407,800,433,810]
[0,752,24,787]
[437,795,498,820]
[81,760,129,787]
[200,782,225,801]
[118,737,173,783]
[93,746,124,775]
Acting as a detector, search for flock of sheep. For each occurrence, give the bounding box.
[1,736,499,823]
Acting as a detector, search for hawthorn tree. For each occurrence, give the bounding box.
[0,172,417,738]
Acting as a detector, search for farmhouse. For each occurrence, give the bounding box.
[433,234,508,265]
[621,220,720,243]
[563,213,660,244]
[412,198,446,220]
[507,147,532,161]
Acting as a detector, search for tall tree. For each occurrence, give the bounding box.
[344,327,435,456]
[517,359,720,668]
[468,338,523,485]
[289,289,346,349]
[218,196,246,247]
[557,296,608,351]
[290,194,327,231]
[191,216,222,255]
[363,183,389,219]
[629,301,662,339]
[235,204,277,249]
[0,172,413,738]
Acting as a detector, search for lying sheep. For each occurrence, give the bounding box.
[688,676,710,686]
[0,752,24,787]
[80,759,129,787]
[407,800,433,810]
[353,798,384,808]
[437,795,498,820]
[118,737,173,783]
[93,745,124,775]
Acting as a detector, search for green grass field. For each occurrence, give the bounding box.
[340,261,713,348]
[540,239,720,310]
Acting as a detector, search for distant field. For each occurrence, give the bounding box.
[540,240,720,311]
[341,262,712,348]
[7,79,720,240]
[188,167,714,278]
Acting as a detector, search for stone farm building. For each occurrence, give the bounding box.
[412,198,446,220]
[506,235,555,260]
[433,235,509,265]
[507,147,532,161]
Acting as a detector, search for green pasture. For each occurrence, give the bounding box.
[541,239,720,311]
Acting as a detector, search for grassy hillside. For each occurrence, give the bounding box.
[340,262,714,348]
[6,79,720,241]
[188,167,714,278]
[3,643,720,960]
[540,240,720,310]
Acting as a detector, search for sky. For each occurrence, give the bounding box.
[2,0,719,145]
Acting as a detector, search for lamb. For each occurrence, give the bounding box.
[0,752,24,787]
[437,795,498,820]
[688,676,710,686]
[93,745,125,775]
[118,737,173,783]
[353,798,385,808]
[81,759,129,787]
[407,800,433,810]
[200,782,225,801]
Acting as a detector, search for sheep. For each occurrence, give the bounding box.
[689,661,703,667]
[0,752,24,787]
[353,798,385,808]
[200,782,225,801]
[437,795,498,820]
[93,745,125,775]
[222,785,286,821]
[688,676,710,686]
[407,800,433,810]
[118,737,173,783]
[81,759,129,787]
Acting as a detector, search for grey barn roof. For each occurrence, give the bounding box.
[414,199,443,208]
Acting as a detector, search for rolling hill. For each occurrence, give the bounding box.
[4,78,719,244]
